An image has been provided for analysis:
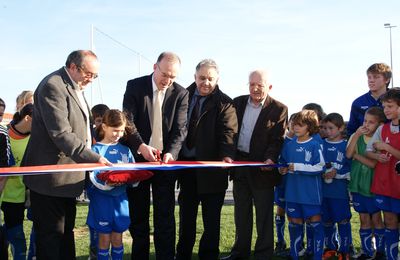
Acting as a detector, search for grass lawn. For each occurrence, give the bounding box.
[17,203,363,259]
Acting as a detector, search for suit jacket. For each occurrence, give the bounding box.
[179,83,238,194]
[123,74,189,160]
[23,67,101,197]
[233,95,288,188]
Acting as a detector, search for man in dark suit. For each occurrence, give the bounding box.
[222,70,288,260]
[175,59,238,260]
[123,52,188,260]
[22,50,111,259]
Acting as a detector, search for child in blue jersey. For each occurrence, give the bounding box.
[302,103,326,257]
[274,114,295,257]
[347,107,386,259]
[87,103,110,260]
[279,110,325,260]
[366,88,400,260]
[347,63,392,136]
[86,109,136,260]
[320,113,352,259]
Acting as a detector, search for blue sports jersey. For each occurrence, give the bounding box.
[347,91,383,136]
[322,139,351,199]
[280,137,325,205]
[90,142,135,196]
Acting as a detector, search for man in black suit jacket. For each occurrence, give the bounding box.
[123,52,188,260]
[175,59,237,260]
[22,50,111,259]
[222,70,288,260]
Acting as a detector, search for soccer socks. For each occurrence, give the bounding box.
[305,222,314,254]
[275,215,286,244]
[289,222,304,259]
[385,228,399,260]
[27,226,36,260]
[111,245,124,260]
[374,228,385,254]
[324,222,337,250]
[97,248,109,260]
[359,228,374,257]
[338,221,351,253]
[6,224,27,260]
[310,221,324,260]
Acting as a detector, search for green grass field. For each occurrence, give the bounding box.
[15,203,364,259]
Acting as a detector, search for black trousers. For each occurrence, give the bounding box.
[30,190,77,260]
[230,167,275,259]
[1,201,25,228]
[176,172,225,260]
[127,171,176,260]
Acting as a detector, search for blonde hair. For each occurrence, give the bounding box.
[16,90,33,112]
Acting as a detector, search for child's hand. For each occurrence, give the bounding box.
[323,168,336,179]
[288,163,294,172]
[377,153,390,163]
[106,181,123,187]
[355,126,368,136]
[279,167,288,175]
[373,141,389,152]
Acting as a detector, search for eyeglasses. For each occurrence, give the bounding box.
[77,66,98,79]
[156,63,177,80]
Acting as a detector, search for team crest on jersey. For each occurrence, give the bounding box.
[336,151,344,162]
[120,153,129,163]
[109,149,118,155]
[305,150,312,162]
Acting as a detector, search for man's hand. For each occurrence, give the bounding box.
[223,157,234,163]
[261,159,275,171]
[98,156,112,166]
[163,153,174,163]
[138,143,159,162]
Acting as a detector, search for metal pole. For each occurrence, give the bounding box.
[384,23,396,87]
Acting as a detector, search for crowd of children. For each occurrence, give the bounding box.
[2,61,400,260]
[274,63,400,260]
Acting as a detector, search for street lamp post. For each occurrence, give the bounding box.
[384,23,396,88]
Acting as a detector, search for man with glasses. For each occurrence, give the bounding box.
[123,51,188,260]
[22,50,111,259]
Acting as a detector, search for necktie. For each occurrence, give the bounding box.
[150,89,163,151]
[186,96,201,149]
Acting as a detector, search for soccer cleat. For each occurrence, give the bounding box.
[337,252,350,260]
[273,241,290,257]
[322,249,337,260]
[356,253,375,260]
[374,251,386,260]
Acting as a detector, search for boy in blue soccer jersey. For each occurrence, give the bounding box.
[321,113,352,259]
[347,63,392,136]
[279,110,325,260]
[87,109,137,260]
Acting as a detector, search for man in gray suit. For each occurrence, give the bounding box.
[22,50,111,259]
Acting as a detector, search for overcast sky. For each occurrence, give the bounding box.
[1,0,399,120]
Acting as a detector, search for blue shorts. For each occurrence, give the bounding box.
[286,202,321,219]
[274,186,286,209]
[322,197,351,222]
[86,189,130,233]
[374,195,400,214]
[352,192,380,214]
